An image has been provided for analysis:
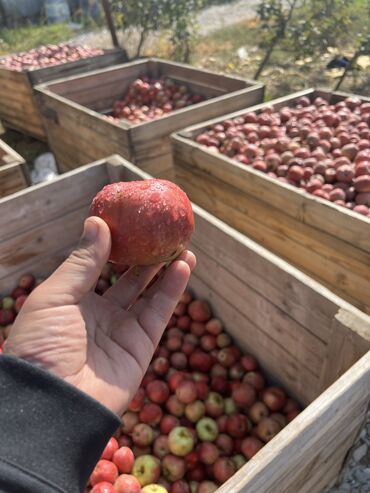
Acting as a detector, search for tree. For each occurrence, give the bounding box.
[110,0,203,61]
[254,0,298,79]
[288,0,358,59]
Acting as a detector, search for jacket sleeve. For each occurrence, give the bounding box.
[0,355,121,493]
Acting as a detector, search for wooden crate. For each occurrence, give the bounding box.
[0,154,369,493]
[172,88,370,315]
[34,58,264,179]
[0,48,127,140]
[0,138,29,197]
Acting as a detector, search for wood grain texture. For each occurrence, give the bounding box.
[0,140,28,198]
[35,58,263,176]
[1,157,369,492]
[172,89,370,314]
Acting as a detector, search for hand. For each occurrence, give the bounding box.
[4,217,196,415]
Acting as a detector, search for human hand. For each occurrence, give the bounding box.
[4,217,196,415]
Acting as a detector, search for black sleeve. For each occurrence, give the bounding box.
[0,355,121,493]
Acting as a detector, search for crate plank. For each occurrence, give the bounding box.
[0,139,28,198]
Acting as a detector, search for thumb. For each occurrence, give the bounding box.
[41,217,112,303]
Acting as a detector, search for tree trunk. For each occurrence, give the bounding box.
[254,0,298,80]
[135,29,148,59]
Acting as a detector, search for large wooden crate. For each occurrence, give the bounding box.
[0,138,29,197]
[1,154,369,493]
[172,88,370,315]
[34,58,264,179]
[0,48,127,140]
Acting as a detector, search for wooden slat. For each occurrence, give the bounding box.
[318,308,370,392]
[175,159,370,313]
[0,206,88,282]
[191,205,340,343]
[0,158,111,238]
[130,86,264,143]
[0,139,24,166]
[155,58,254,91]
[0,162,28,198]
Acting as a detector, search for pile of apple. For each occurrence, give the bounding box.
[0,273,39,348]
[87,265,301,493]
[194,96,370,217]
[0,265,301,493]
[110,77,206,124]
[0,44,104,72]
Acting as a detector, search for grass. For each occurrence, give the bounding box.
[0,23,75,56]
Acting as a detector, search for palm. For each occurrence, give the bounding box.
[5,217,195,415]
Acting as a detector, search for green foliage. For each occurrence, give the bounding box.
[288,0,365,59]
[110,0,204,60]
[0,23,74,56]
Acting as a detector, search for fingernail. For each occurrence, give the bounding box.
[82,218,98,242]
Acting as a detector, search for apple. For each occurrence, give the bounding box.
[205,318,223,335]
[166,395,186,417]
[262,387,287,411]
[171,479,190,493]
[216,433,234,455]
[249,401,269,424]
[198,442,220,465]
[168,426,195,456]
[121,412,139,434]
[162,454,186,482]
[91,482,116,493]
[141,485,169,493]
[132,423,154,447]
[90,460,118,486]
[241,436,264,459]
[213,457,236,483]
[160,415,181,434]
[147,380,170,404]
[223,397,237,416]
[185,400,206,423]
[100,437,119,460]
[153,357,170,376]
[140,403,163,425]
[231,382,256,407]
[257,417,282,442]
[132,455,161,486]
[128,388,146,412]
[205,392,225,417]
[153,435,170,459]
[232,454,246,470]
[226,414,250,438]
[113,446,135,474]
[197,481,218,493]
[196,417,219,442]
[176,380,198,404]
[114,474,141,493]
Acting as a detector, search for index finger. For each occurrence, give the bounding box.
[129,251,196,347]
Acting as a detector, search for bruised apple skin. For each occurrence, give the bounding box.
[90,180,194,266]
